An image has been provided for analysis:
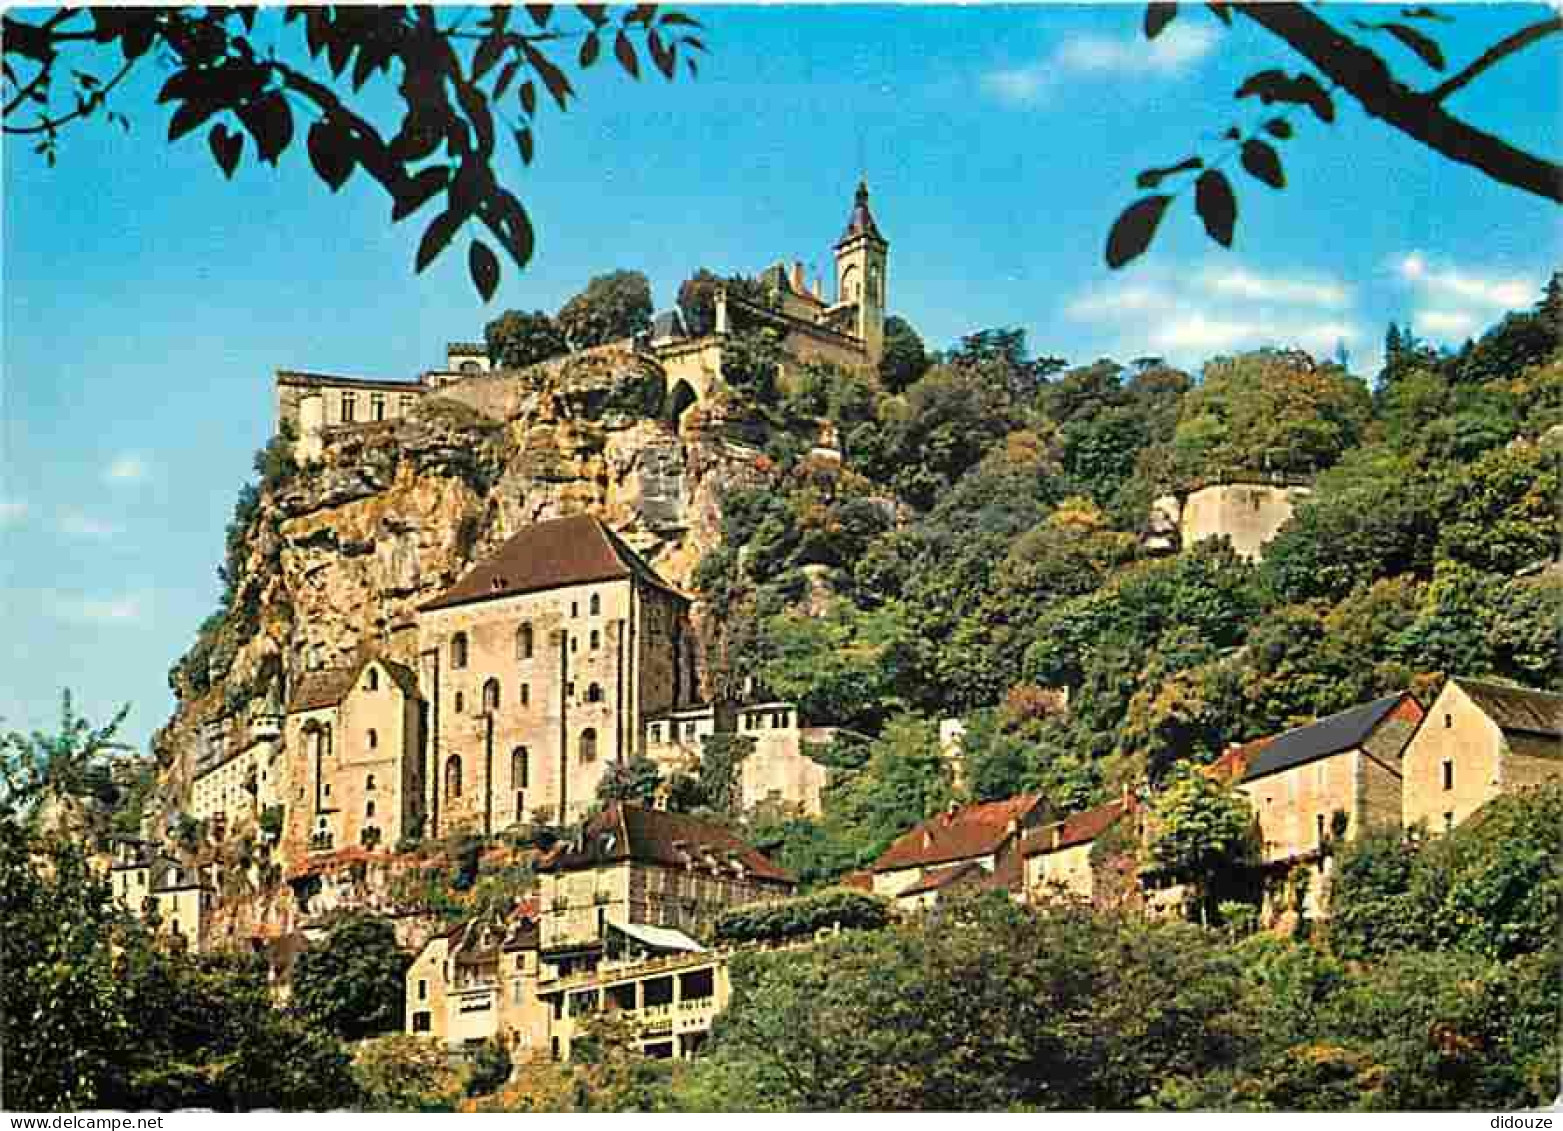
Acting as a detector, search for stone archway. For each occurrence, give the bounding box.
[664,378,698,428]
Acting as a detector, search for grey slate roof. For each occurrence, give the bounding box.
[1456,677,1563,738]
[1242,694,1409,783]
[651,309,686,341]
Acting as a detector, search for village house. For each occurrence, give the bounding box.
[1020,794,1139,907]
[417,515,697,832]
[107,838,215,952]
[404,908,548,1060]
[1235,691,1424,919]
[643,699,832,816]
[281,653,424,860]
[1400,677,1562,833]
[869,794,1047,910]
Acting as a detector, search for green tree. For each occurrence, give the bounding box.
[483,309,567,369]
[4,7,705,300]
[1145,768,1256,924]
[556,269,654,350]
[290,912,411,1040]
[877,315,929,393]
[595,755,663,806]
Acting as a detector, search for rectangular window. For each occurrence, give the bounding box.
[1442,760,1454,791]
[413,1011,431,1033]
[650,725,661,743]
[371,393,385,421]
[400,394,415,415]
[341,391,356,423]
[418,979,427,1000]
[1444,811,1455,833]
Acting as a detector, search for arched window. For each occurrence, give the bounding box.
[586,683,604,704]
[366,667,379,691]
[445,756,463,799]
[517,622,534,660]
[512,747,529,789]
[454,690,465,714]
[366,773,376,791]
[579,728,598,764]
[483,678,500,713]
[589,629,600,651]
[451,632,469,670]
[366,728,378,750]
[366,800,376,818]
[589,593,601,616]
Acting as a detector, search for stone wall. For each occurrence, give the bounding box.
[1150,482,1313,561]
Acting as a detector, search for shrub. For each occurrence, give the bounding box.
[713,888,891,945]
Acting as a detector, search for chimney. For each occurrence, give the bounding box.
[791,261,805,292]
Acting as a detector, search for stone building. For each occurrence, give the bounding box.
[189,699,285,834]
[418,515,696,832]
[108,839,215,952]
[1236,691,1424,919]
[1400,677,1562,834]
[869,794,1047,910]
[643,699,830,816]
[281,653,424,859]
[405,908,548,1060]
[1020,795,1138,906]
[1146,482,1313,562]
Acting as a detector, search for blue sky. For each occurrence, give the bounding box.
[3,4,1559,753]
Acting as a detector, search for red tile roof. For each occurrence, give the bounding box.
[1206,737,1273,784]
[421,514,684,613]
[837,869,874,892]
[872,794,1045,873]
[1021,797,1134,857]
[537,803,793,885]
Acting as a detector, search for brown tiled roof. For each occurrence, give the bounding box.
[1021,797,1134,857]
[286,653,419,713]
[897,860,986,898]
[973,849,1026,896]
[837,869,874,892]
[872,794,1045,873]
[1456,677,1563,738]
[421,514,685,613]
[537,803,793,885]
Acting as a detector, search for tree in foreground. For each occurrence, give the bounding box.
[1143,767,1256,924]
[3,6,706,299]
[291,912,412,1041]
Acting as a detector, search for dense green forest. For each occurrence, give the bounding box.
[679,278,1561,883]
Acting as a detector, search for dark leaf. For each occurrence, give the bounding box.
[523,43,574,109]
[520,80,537,116]
[1400,6,1452,21]
[1234,68,1289,102]
[121,20,156,62]
[326,32,351,77]
[167,99,215,141]
[579,33,601,68]
[1385,22,1446,69]
[455,81,495,155]
[615,31,640,78]
[238,92,293,165]
[686,56,698,79]
[1207,2,1232,25]
[391,165,450,222]
[469,239,501,300]
[494,59,521,100]
[648,29,675,79]
[1194,169,1237,247]
[658,12,702,27]
[1144,3,1178,39]
[1223,126,1241,140]
[515,126,534,165]
[683,35,706,53]
[526,5,552,28]
[473,33,505,80]
[207,122,242,178]
[389,111,443,163]
[307,119,355,192]
[1105,194,1171,269]
[577,4,608,26]
[351,44,380,91]
[415,207,463,272]
[626,4,658,25]
[1263,117,1293,139]
[480,187,535,267]
[1292,74,1335,122]
[1240,139,1285,188]
[1136,155,1202,189]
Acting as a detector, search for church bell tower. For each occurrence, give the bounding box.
[834,179,889,367]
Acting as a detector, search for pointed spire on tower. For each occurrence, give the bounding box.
[836,178,886,248]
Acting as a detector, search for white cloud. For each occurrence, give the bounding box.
[57,508,123,538]
[982,23,1217,106]
[104,453,150,484]
[1065,261,1364,366]
[0,501,28,526]
[1413,309,1482,339]
[1393,251,1535,311]
[47,591,147,624]
[1198,267,1350,308]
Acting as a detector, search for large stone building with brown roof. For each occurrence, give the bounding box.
[1401,677,1562,833]
[869,794,1048,909]
[417,514,697,832]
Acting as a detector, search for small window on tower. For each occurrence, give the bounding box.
[1442,760,1454,791]
[341,391,356,423]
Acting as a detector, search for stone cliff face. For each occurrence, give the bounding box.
[155,344,772,813]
